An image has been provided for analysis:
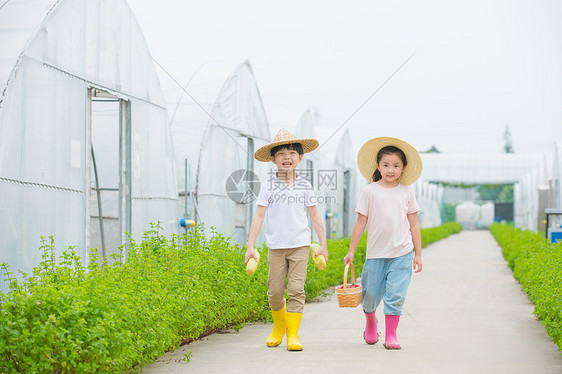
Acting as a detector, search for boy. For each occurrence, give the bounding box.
[245,128,328,351]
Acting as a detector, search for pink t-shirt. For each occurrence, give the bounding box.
[355,182,421,259]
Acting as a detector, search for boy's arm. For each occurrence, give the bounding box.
[344,213,368,266]
[306,205,328,263]
[407,212,422,273]
[245,205,267,264]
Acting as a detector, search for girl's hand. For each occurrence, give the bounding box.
[413,254,422,273]
[344,252,354,266]
[245,247,259,264]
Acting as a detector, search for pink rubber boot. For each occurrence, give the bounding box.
[363,310,379,345]
[384,315,401,350]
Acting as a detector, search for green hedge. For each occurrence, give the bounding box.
[420,221,462,247]
[0,226,270,373]
[489,223,562,351]
[0,222,462,372]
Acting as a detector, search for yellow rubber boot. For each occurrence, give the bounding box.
[285,312,303,351]
[266,306,287,347]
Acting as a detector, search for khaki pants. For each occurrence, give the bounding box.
[267,246,309,313]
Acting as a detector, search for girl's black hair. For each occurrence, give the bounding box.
[372,146,407,182]
[270,142,304,157]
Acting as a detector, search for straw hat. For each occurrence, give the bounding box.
[254,128,319,162]
[357,137,422,186]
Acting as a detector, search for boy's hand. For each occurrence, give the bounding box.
[314,245,328,264]
[245,247,259,264]
[413,254,422,273]
[344,252,354,266]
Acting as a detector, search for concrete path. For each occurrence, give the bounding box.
[142,231,561,374]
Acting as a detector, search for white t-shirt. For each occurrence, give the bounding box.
[256,175,316,249]
[355,182,421,259]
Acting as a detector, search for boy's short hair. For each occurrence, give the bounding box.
[270,142,304,157]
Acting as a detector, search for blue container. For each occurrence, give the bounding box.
[549,229,562,244]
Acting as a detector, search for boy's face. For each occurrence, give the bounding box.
[271,147,303,173]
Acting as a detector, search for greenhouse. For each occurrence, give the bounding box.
[420,153,540,184]
[0,0,178,289]
[514,141,562,232]
[328,129,360,238]
[164,60,270,245]
[420,149,562,233]
[293,109,326,242]
[412,179,444,229]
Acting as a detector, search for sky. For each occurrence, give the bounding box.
[127,0,562,156]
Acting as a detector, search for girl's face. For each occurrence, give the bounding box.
[377,153,405,185]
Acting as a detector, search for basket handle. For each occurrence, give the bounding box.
[343,263,356,288]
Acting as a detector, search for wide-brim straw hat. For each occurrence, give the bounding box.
[254,128,319,162]
[357,137,423,186]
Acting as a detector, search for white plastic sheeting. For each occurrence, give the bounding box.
[514,142,561,231]
[514,169,539,230]
[456,201,481,229]
[412,179,444,228]
[292,118,362,239]
[553,142,562,215]
[165,61,270,244]
[294,109,326,242]
[421,153,540,184]
[0,0,178,289]
[456,201,494,229]
[321,129,360,238]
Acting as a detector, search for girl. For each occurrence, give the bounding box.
[344,137,423,350]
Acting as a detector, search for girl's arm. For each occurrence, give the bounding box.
[407,212,422,273]
[245,205,267,264]
[344,213,368,266]
[307,205,328,263]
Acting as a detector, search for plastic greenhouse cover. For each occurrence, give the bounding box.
[0,0,59,103]
[0,0,178,290]
[332,129,360,237]
[294,109,328,240]
[163,61,268,189]
[163,60,271,243]
[420,153,541,184]
[514,142,561,230]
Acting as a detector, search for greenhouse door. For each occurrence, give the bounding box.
[232,134,255,244]
[88,89,131,260]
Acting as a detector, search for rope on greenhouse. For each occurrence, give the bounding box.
[152,58,225,129]
[311,52,416,155]
[39,60,167,110]
[132,196,178,201]
[151,58,257,153]
[0,0,14,12]
[0,177,84,195]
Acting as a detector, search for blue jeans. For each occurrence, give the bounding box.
[361,251,413,316]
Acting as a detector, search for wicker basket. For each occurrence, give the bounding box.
[335,264,362,308]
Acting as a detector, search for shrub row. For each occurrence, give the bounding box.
[0,222,462,372]
[489,223,562,350]
[420,221,462,248]
[0,226,269,373]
